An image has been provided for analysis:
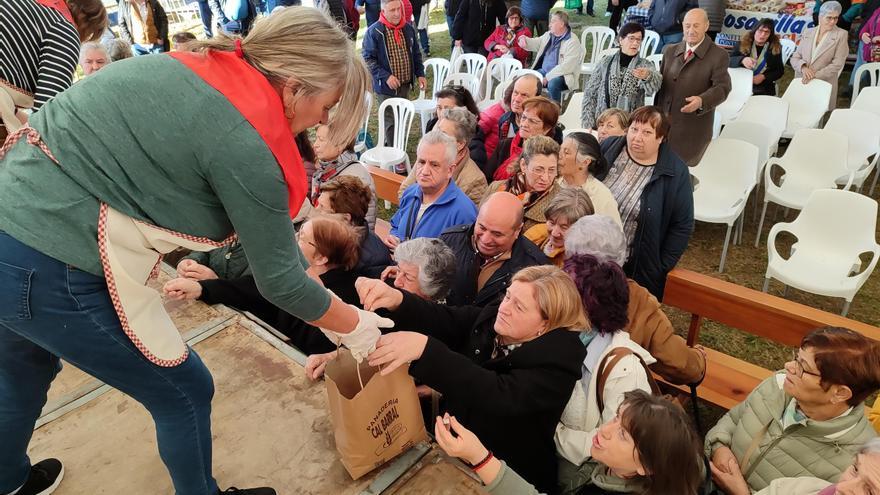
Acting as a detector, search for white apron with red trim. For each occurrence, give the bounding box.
[0,82,33,134]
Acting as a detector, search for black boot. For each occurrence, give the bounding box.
[220,487,276,495]
[11,459,64,495]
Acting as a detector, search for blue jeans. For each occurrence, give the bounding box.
[197,0,213,37]
[547,76,569,102]
[446,14,455,48]
[656,32,684,52]
[132,44,164,56]
[0,232,218,495]
[365,1,380,27]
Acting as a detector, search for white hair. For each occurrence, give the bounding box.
[79,41,108,63]
[860,438,880,456]
[393,238,457,300]
[819,1,842,16]
[439,107,477,143]
[564,214,627,266]
[417,129,458,167]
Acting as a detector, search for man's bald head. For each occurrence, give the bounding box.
[473,192,524,257]
[683,8,709,45]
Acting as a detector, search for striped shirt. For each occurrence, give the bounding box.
[604,149,655,258]
[0,0,81,109]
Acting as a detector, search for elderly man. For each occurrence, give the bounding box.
[363,0,427,144]
[385,130,478,249]
[481,74,543,158]
[79,42,110,76]
[655,8,730,166]
[518,11,585,103]
[441,191,548,306]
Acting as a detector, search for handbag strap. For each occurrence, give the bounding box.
[739,420,772,475]
[596,347,661,414]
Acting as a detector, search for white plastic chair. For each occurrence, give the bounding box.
[755,128,851,246]
[780,38,796,65]
[562,127,592,137]
[735,95,789,156]
[453,53,487,84]
[511,68,544,80]
[558,92,584,131]
[781,78,832,138]
[412,58,451,135]
[854,62,880,97]
[691,138,760,272]
[719,121,775,184]
[824,109,880,192]
[580,26,615,76]
[646,53,663,71]
[716,68,754,124]
[494,78,511,101]
[444,72,480,99]
[360,98,414,178]
[763,189,880,316]
[640,30,660,57]
[852,85,880,117]
[484,58,522,102]
[353,91,373,155]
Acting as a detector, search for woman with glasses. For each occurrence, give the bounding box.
[789,1,849,110]
[484,95,560,182]
[581,22,661,130]
[706,327,880,495]
[484,135,562,231]
[729,19,784,96]
[484,6,533,64]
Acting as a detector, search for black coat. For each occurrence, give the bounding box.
[386,292,586,495]
[597,137,694,301]
[117,0,169,49]
[451,0,507,50]
[354,231,393,278]
[199,269,360,355]
[440,223,548,306]
[729,44,784,96]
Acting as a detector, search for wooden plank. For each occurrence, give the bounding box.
[368,165,404,205]
[664,269,880,347]
[382,446,486,495]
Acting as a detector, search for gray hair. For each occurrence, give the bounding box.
[79,41,108,63]
[819,1,842,16]
[381,0,400,8]
[439,107,477,143]
[104,38,133,61]
[393,238,457,300]
[417,129,458,167]
[544,187,594,224]
[564,214,627,265]
[860,438,880,456]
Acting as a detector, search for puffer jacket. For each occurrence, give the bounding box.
[705,373,877,491]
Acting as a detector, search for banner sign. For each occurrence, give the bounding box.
[717,9,816,49]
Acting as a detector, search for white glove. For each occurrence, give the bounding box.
[319,305,394,362]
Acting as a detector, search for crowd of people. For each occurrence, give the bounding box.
[2,0,880,494]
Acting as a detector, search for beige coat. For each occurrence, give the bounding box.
[522,30,586,91]
[397,156,487,204]
[789,26,849,110]
[655,38,731,166]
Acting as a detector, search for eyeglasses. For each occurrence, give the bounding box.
[527,166,557,178]
[790,351,821,378]
[508,15,521,20]
[295,229,316,248]
[520,114,543,126]
[622,35,643,43]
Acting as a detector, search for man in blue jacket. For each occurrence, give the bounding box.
[385,131,478,249]
[363,0,427,145]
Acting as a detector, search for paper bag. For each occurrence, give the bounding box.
[324,349,428,479]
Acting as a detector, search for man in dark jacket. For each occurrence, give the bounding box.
[648,0,696,50]
[451,0,507,54]
[362,0,427,144]
[597,111,694,301]
[440,191,548,306]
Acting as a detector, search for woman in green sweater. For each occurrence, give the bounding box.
[0,8,387,495]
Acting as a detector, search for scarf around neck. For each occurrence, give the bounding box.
[494,132,524,181]
[379,12,405,45]
[311,150,359,204]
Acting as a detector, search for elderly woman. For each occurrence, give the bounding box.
[749,438,880,494]
[383,237,457,302]
[1,0,106,141]
[581,23,662,129]
[485,135,562,231]
[707,327,880,495]
[729,18,784,96]
[558,132,621,226]
[790,0,850,110]
[79,41,109,76]
[436,390,706,495]
[596,108,629,143]
[0,8,386,494]
[423,85,488,169]
[165,216,362,356]
[485,96,560,181]
[399,107,489,204]
[483,6,533,64]
[104,37,133,61]
[345,265,588,493]
[524,188,594,266]
[598,106,693,301]
[311,123,377,230]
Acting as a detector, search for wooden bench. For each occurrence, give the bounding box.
[663,269,880,410]
[368,166,404,240]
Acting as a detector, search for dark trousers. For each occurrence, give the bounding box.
[412,6,430,54]
[197,0,213,37]
[525,16,548,36]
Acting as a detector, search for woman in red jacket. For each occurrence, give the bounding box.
[483,6,532,64]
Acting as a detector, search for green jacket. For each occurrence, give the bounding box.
[485,458,644,495]
[705,373,876,491]
[183,242,252,280]
[0,55,330,321]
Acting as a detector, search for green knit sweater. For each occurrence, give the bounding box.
[0,54,330,321]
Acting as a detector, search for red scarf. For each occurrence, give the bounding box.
[379,11,405,45]
[169,51,307,217]
[35,0,75,24]
[493,132,524,181]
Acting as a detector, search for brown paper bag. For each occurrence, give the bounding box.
[324,348,428,479]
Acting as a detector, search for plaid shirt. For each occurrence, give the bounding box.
[385,32,412,83]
